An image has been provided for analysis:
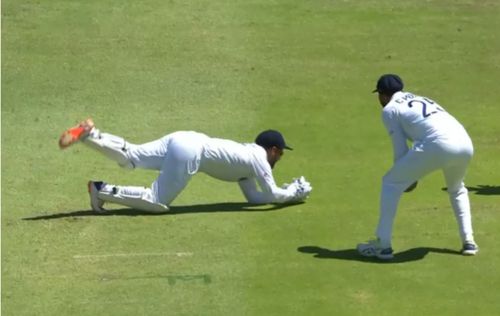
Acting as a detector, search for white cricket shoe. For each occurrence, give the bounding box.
[88,181,106,213]
[357,238,394,260]
[462,242,479,256]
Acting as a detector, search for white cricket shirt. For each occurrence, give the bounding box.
[198,137,296,204]
[382,91,471,161]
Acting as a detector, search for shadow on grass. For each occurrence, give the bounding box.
[442,184,500,196]
[297,246,461,264]
[22,202,298,221]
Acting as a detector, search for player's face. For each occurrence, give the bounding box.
[267,147,284,169]
[378,93,391,107]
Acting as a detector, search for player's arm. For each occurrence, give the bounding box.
[239,173,300,204]
[382,108,408,162]
[239,155,306,204]
[253,162,311,204]
[238,178,272,204]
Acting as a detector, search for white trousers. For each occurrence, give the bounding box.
[83,130,205,212]
[376,138,475,247]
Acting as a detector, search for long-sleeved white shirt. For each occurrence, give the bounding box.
[382,91,471,161]
[197,136,296,204]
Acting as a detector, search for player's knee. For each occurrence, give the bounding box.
[382,177,407,194]
[447,184,467,196]
[382,174,397,188]
[117,145,136,169]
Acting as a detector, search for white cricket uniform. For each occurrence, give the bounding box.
[377,91,475,246]
[83,130,298,212]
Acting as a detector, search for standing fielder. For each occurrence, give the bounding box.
[357,74,478,259]
[58,119,312,213]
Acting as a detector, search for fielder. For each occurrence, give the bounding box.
[59,119,312,213]
[357,74,478,259]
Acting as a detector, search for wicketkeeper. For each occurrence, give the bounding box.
[59,119,312,213]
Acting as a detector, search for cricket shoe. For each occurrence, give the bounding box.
[59,118,95,149]
[461,242,479,256]
[357,238,394,260]
[88,181,106,213]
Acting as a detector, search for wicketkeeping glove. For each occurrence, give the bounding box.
[283,176,312,202]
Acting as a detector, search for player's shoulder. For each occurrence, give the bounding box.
[389,91,417,106]
[247,143,267,157]
[390,91,440,105]
[384,91,421,113]
[247,143,269,162]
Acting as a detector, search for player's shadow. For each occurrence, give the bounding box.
[297,245,461,264]
[442,185,500,196]
[22,202,298,221]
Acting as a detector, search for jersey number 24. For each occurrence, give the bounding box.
[407,98,445,118]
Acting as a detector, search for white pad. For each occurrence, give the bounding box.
[83,129,135,169]
[98,185,169,213]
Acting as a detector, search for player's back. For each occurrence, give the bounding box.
[384,91,469,143]
[199,137,268,182]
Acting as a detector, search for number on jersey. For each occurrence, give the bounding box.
[408,98,445,118]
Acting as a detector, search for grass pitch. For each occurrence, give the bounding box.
[2,0,500,315]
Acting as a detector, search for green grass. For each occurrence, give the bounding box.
[2,0,500,315]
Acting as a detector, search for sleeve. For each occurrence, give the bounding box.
[382,108,409,162]
[238,157,297,204]
[238,178,270,204]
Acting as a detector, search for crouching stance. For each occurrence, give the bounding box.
[59,119,312,213]
[357,74,478,259]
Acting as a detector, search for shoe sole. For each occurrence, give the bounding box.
[462,250,478,256]
[59,119,94,149]
[59,126,86,149]
[376,253,394,260]
[357,246,394,260]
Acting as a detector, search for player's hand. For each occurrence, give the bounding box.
[282,176,306,190]
[404,181,418,192]
[286,176,313,202]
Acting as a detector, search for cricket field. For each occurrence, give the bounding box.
[2,0,500,315]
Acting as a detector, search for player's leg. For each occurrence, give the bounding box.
[123,131,200,171]
[152,137,201,205]
[59,118,170,170]
[88,181,169,213]
[82,128,137,169]
[92,161,194,213]
[377,151,439,244]
[442,154,478,255]
[59,118,139,168]
[359,148,440,259]
[87,136,201,212]
[83,128,172,170]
